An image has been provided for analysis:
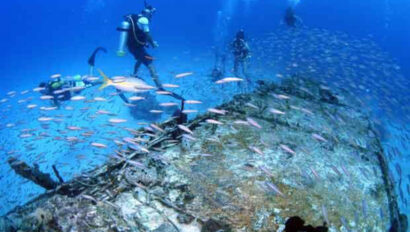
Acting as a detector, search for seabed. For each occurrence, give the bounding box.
[0,77,404,232]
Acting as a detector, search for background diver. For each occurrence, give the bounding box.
[230,29,251,85]
[284,7,303,28]
[210,50,226,82]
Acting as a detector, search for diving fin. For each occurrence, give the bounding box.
[88,47,107,67]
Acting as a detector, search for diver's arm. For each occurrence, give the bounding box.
[145,32,158,48]
[138,17,158,48]
[244,42,250,52]
[244,42,251,59]
[295,16,304,27]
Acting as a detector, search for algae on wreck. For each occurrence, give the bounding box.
[0,77,403,232]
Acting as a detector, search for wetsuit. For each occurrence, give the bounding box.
[123,14,184,102]
[46,80,71,106]
[231,38,251,81]
[123,15,158,82]
[284,7,299,28]
[41,79,102,106]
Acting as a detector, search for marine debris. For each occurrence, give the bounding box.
[7,157,59,190]
[0,77,406,232]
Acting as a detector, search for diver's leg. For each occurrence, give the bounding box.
[143,46,185,101]
[242,61,251,91]
[243,60,251,84]
[146,63,185,101]
[89,66,94,77]
[221,55,226,75]
[170,92,185,101]
[116,89,129,104]
[233,58,243,89]
[233,58,240,77]
[52,99,60,108]
[133,60,143,76]
[147,64,162,89]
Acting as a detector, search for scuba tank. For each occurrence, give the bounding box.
[117,21,130,57]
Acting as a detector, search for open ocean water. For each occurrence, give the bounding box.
[0,0,409,231]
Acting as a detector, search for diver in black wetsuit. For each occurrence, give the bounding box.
[117,3,183,101]
[230,30,251,83]
[39,79,68,107]
[116,2,187,123]
[117,7,158,80]
[39,76,102,107]
[38,47,109,107]
[284,7,302,28]
[210,51,226,82]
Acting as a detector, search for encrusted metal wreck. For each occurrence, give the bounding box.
[0,77,405,232]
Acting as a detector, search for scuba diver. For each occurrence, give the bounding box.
[116,3,159,78]
[284,7,303,28]
[116,1,187,123]
[210,51,226,82]
[39,75,101,107]
[230,29,251,84]
[117,2,182,97]
[38,47,108,107]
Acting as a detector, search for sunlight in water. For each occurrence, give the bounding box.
[288,0,301,7]
[84,0,106,13]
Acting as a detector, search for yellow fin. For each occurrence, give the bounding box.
[98,69,112,90]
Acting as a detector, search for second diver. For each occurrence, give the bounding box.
[116,4,184,102]
[230,30,251,86]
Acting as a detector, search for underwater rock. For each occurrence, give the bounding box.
[251,209,269,231]
[7,157,58,190]
[124,167,159,187]
[0,77,404,232]
[201,218,231,232]
[389,214,408,232]
[153,223,179,232]
[399,214,408,232]
[284,216,328,232]
[177,213,195,224]
[319,87,339,105]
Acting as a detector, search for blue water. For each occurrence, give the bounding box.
[0,0,409,228]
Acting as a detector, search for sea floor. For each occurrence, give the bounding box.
[0,76,402,231]
[0,38,408,231]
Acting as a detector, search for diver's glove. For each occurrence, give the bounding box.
[117,50,126,57]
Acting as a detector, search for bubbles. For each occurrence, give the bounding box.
[241,0,257,15]
[384,0,392,30]
[84,0,106,14]
[288,0,301,7]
